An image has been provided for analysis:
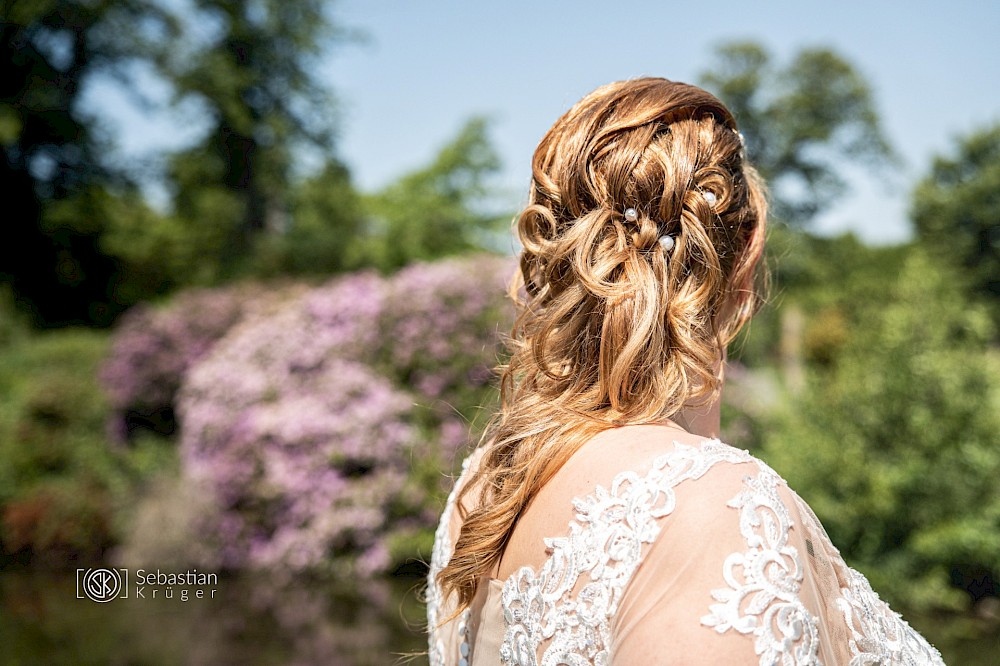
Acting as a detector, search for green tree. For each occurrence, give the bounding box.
[163,0,351,281]
[251,161,365,276]
[361,117,505,271]
[0,0,174,326]
[700,42,895,226]
[731,228,909,369]
[911,123,1000,323]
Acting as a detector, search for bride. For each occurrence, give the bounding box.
[426,77,944,665]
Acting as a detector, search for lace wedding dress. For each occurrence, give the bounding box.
[426,426,945,665]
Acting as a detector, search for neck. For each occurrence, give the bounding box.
[672,389,723,439]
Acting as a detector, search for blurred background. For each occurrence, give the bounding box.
[1,0,998,663]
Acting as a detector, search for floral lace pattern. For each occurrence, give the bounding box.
[838,566,944,665]
[498,440,752,665]
[427,440,946,666]
[700,464,945,666]
[428,456,473,666]
[700,466,822,665]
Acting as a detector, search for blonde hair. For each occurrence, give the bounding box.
[437,77,768,614]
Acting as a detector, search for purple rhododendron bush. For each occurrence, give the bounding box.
[164,255,513,579]
[100,282,308,443]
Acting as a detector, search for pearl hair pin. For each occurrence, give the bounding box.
[622,206,674,254]
[703,191,717,206]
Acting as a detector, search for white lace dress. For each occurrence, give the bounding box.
[426,427,945,665]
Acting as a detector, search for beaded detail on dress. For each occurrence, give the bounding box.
[837,559,943,665]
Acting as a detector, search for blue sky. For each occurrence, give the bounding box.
[89,0,1000,244]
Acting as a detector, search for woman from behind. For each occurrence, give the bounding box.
[427,77,944,665]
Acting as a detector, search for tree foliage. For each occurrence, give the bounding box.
[0,329,172,566]
[0,0,174,325]
[912,123,1000,322]
[163,0,348,280]
[761,249,1000,612]
[361,117,505,271]
[700,42,895,225]
[252,162,365,276]
[730,228,909,369]
[1,0,363,321]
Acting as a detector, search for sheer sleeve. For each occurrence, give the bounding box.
[612,463,816,664]
[612,457,943,665]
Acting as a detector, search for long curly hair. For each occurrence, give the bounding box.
[437,77,768,614]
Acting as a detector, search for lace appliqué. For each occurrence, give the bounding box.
[837,566,944,665]
[427,456,473,666]
[700,467,822,665]
[499,440,753,666]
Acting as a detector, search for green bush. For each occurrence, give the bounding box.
[761,249,1000,612]
[0,330,172,567]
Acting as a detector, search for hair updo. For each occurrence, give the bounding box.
[437,77,767,614]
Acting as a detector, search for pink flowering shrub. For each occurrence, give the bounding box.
[100,282,304,442]
[174,256,514,578]
[375,255,514,457]
[379,257,512,403]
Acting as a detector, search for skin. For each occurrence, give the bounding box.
[667,348,726,439]
[671,391,722,439]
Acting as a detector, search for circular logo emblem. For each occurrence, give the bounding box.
[82,568,122,602]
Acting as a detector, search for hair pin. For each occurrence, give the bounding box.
[624,208,638,223]
[703,191,717,206]
[659,235,675,252]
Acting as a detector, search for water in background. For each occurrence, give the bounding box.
[0,570,994,664]
[0,570,426,665]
